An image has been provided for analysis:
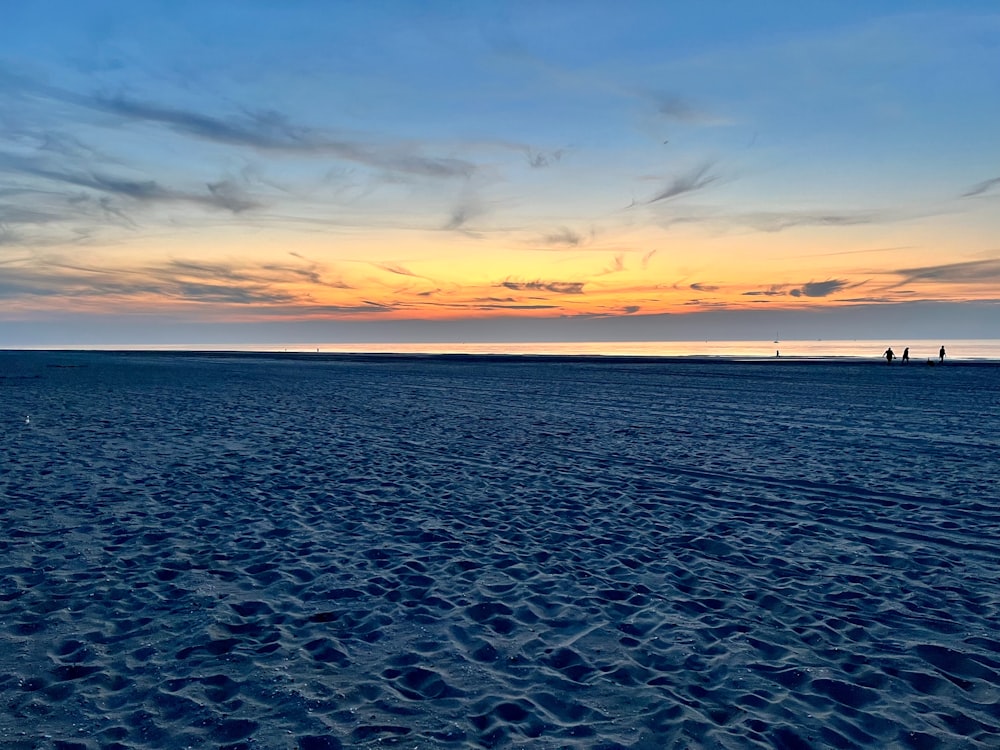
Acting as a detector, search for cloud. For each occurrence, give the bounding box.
[743,286,787,297]
[601,254,625,275]
[261,258,350,288]
[742,210,883,232]
[443,194,486,232]
[0,253,351,307]
[647,92,725,125]
[0,151,260,214]
[962,177,1000,198]
[1,68,476,180]
[0,263,294,305]
[0,202,66,226]
[500,279,585,295]
[0,226,23,246]
[524,148,565,168]
[646,162,720,204]
[690,282,718,292]
[167,258,348,289]
[640,249,657,269]
[653,207,915,234]
[789,279,850,298]
[172,281,298,304]
[896,258,1000,284]
[88,93,475,179]
[205,180,260,212]
[472,303,559,310]
[540,227,582,246]
[241,302,396,317]
[374,262,422,278]
[742,279,854,300]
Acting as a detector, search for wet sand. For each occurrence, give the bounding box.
[2,351,999,748]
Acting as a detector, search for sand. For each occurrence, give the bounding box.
[1,351,998,749]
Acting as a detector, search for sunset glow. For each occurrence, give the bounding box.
[2,2,999,345]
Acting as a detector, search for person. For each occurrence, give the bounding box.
[939,345,946,363]
[884,347,894,364]
[901,347,910,363]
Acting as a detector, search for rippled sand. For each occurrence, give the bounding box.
[2,352,999,748]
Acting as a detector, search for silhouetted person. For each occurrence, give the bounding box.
[939,346,946,363]
[901,347,910,363]
[884,347,894,364]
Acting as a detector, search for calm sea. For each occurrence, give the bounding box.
[46,339,1000,361]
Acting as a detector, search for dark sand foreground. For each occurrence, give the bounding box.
[1,352,999,749]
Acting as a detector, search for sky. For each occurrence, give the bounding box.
[2,0,999,345]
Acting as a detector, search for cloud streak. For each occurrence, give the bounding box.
[742,286,787,297]
[500,279,585,295]
[0,255,350,307]
[7,69,478,180]
[0,151,260,214]
[742,279,851,299]
[962,177,1000,198]
[645,162,720,204]
[789,279,850,298]
[896,258,1000,284]
[742,210,884,232]
[540,227,583,247]
[646,92,726,126]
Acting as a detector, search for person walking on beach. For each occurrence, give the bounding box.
[901,347,910,363]
[884,347,895,364]
[939,345,946,363]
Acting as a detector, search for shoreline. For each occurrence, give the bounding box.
[3,348,997,366]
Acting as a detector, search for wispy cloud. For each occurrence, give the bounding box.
[0,254,349,306]
[789,279,850,298]
[742,286,787,297]
[741,279,852,298]
[539,227,583,247]
[374,262,421,278]
[2,66,477,180]
[172,281,298,305]
[443,192,487,233]
[961,177,1000,198]
[261,256,349,288]
[166,258,349,289]
[896,257,1000,284]
[500,279,585,295]
[524,148,565,168]
[241,302,396,317]
[690,282,718,292]
[653,206,926,235]
[645,91,727,126]
[77,88,476,179]
[601,254,625,275]
[742,210,883,232]
[471,302,559,310]
[645,162,720,204]
[0,151,260,214]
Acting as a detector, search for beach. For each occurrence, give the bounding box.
[1,351,999,749]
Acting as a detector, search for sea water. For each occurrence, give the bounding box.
[31,339,1000,360]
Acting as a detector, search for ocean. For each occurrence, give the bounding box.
[13,338,1000,360]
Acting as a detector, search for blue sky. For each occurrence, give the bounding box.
[1,1,999,345]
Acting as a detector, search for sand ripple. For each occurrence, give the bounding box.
[1,352,999,748]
